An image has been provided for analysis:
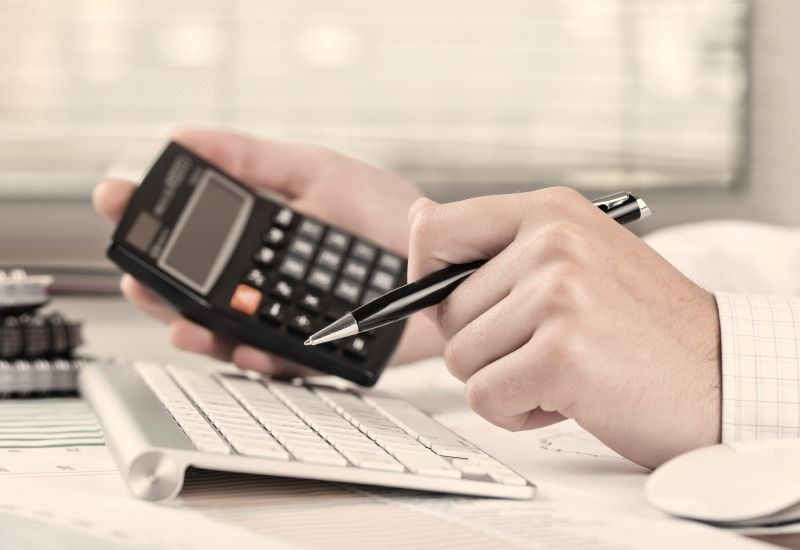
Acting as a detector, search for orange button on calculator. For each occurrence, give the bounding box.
[229,284,263,315]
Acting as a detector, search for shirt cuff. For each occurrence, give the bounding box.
[715,292,800,443]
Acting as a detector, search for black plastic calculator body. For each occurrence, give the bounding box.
[107,142,407,386]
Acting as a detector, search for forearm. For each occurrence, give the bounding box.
[389,313,445,366]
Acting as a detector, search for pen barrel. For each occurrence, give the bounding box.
[595,194,643,224]
[353,260,486,332]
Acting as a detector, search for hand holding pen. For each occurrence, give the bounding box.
[307,191,650,345]
[332,186,719,470]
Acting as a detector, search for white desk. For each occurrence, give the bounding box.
[4,295,788,549]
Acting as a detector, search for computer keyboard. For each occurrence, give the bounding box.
[79,361,536,501]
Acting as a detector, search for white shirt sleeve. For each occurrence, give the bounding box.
[715,292,800,442]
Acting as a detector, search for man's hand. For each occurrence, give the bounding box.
[93,128,443,376]
[407,187,721,468]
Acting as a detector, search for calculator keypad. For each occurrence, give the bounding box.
[230,207,405,362]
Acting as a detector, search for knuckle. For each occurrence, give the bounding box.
[442,333,469,380]
[538,221,583,251]
[408,200,442,245]
[464,379,525,431]
[463,377,492,416]
[544,262,580,298]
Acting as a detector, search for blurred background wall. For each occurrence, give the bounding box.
[0,0,796,278]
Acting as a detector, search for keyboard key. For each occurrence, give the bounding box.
[244,268,266,289]
[274,207,294,227]
[431,443,486,460]
[392,450,460,478]
[351,241,377,263]
[341,259,369,282]
[334,279,362,303]
[270,280,294,300]
[298,219,324,239]
[377,252,403,273]
[486,470,528,486]
[254,247,276,267]
[307,267,335,292]
[369,270,395,292]
[279,256,307,280]
[298,292,322,313]
[169,368,282,457]
[288,237,316,259]
[292,448,348,466]
[451,458,490,477]
[316,248,343,271]
[259,300,286,325]
[364,396,470,447]
[229,284,262,315]
[324,230,351,251]
[263,227,286,247]
[235,442,290,460]
[288,313,315,335]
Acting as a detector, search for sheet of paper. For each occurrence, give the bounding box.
[172,469,768,549]
[0,398,104,448]
[0,480,294,550]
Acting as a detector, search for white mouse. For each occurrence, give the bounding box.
[646,440,800,527]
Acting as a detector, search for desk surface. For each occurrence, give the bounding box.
[40,296,800,548]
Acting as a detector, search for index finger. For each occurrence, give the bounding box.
[407,194,527,282]
[170,127,327,199]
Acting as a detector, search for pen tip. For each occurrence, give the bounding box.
[304,337,314,346]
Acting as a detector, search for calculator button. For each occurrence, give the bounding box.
[334,279,362,303]
[263,227,286,247]
[298,219,324,240]
[244,269,266,289]
[259,300,286,325]
[324,230,351,251]
[351,241,377,263]
[229,285,263,316]
[377,252,403,273]
[254,247,277,267]
[288,237,316,259]
[369,270,395,292]
[298,292,322,313]
[361,288,384,305]
[307,267,335,292]
[341,259,369,283]
[274,208,294,228]
[316,248,343,271]
[271,280,294,301]
[288,313,315,335]
[344,336,369,359]
[279,256,308,280]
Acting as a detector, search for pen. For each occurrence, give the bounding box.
[305,192,651,346]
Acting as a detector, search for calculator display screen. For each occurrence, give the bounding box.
[159,171,250,294]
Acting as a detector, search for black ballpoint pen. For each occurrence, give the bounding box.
[305,192,651,346]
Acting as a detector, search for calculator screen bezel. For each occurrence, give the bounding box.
[157,169,254,296]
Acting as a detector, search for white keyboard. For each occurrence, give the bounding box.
[79,361,535,501]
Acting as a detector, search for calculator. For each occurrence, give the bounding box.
[107,142,407,386]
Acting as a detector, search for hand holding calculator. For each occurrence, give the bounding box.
[107,140,417,385]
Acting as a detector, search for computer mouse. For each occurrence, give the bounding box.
[645,440,800,526]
